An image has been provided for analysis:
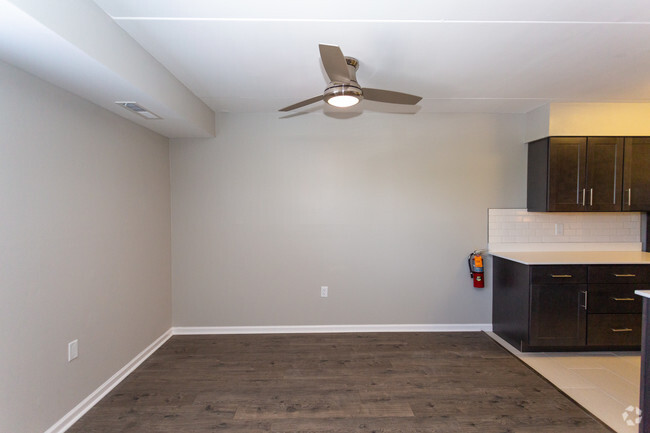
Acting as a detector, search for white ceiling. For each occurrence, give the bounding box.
[4,0,650,136]
[91,0,650,115]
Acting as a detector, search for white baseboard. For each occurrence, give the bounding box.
[45,328,173,433]
[172,324,493,335]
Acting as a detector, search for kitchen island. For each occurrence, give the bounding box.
[634,289,650,432]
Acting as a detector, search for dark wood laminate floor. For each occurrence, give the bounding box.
[68,332,613,432]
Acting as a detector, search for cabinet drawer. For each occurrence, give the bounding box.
[588,265,650,284]
[531,265,587,284]
[587,314,641,347]
[588,284,646,314]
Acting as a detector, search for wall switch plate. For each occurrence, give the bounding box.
[320,286,328,297]
[555,223,564,235]
[68,339,78,362]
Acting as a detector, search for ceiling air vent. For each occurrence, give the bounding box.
[115,101,161,119]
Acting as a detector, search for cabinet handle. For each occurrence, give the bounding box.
[581,290,588,310]
[627,188,632,206]
[613,274,636,278]
[611,328,633,332]
[611,297,636,301]
[589,188,593,206]
[582,188,586,206]
[551,274,573,278]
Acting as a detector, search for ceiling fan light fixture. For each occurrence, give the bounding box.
[327,94,360,108]
[324,83,363,108]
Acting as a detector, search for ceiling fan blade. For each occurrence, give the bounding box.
[319,44,351,83]
[279,95,324,112]
[362,88,422,105]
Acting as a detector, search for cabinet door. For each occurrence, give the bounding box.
[548,137,587,211]
[623,138,650,211]
[586,137,624,211]
[529,284,587,346]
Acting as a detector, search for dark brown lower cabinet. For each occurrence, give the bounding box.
[493,256,645,351]
[529,283,587,347]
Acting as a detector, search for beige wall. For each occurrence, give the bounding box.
[0,61,172,433]
[549,103,650,136]
[171,112,527,327]
[526,102,650,141]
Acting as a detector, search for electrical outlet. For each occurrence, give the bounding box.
[320,286,328,298]
[555,223,564,235]
[68,339,78,362]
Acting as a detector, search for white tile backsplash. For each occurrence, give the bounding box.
[488,209,641,244]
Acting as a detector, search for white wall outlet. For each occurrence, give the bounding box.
[68,339,78,362]
[555,223,564,235]
[320,286,328,298]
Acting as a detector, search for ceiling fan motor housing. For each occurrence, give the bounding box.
[323,56,363,103]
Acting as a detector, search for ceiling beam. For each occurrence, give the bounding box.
[0,0,215,138]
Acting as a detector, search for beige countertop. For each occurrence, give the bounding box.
[489,250,650,265]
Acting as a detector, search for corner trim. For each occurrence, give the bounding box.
[45,328,173,433]
[172,324,493,335]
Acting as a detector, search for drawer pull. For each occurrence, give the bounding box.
[611,297,636,301]
[611,328,633,333]
[581,291,588,310]
[613,274,636,277]
[551,274,573,278]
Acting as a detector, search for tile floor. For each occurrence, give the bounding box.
[487,332,642,433]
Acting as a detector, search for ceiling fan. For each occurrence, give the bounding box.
[279,44,422,112]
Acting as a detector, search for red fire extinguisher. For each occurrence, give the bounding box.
[468,250,485,288]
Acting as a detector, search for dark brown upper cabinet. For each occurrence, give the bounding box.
[586,137,624,211]
[623,137,650,211]
[527,137,624,212]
